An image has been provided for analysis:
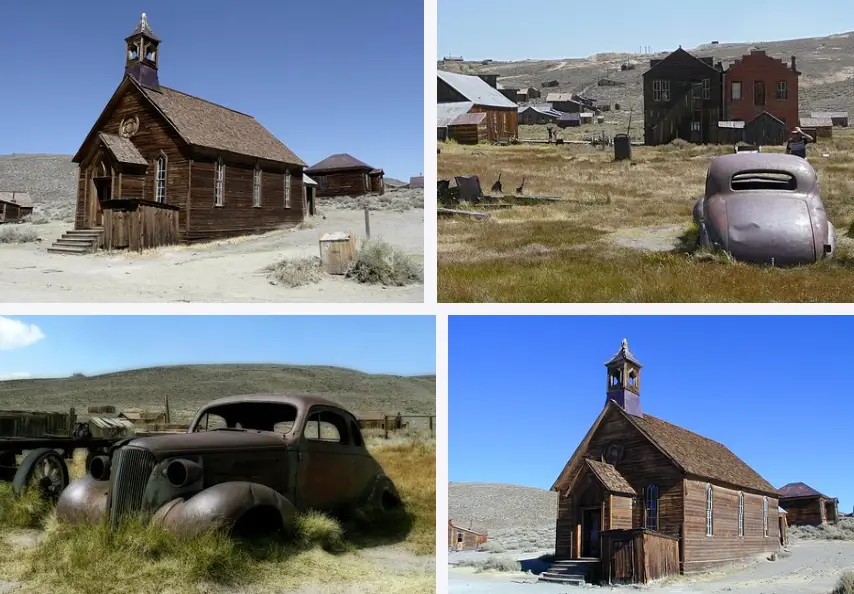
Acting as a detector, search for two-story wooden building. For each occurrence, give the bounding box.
[551,340,780,581]
[642,48,724,145]
[724,50,800,144]
[69,14,306,250]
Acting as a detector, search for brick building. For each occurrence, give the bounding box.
[724,50,800,133]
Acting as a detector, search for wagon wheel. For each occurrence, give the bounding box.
[12,448,69,500]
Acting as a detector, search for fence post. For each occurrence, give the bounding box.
[384,415,389,440]
[364,206,371,238]
[430,416,434,437]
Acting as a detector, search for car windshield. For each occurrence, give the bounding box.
[191,402,297,434]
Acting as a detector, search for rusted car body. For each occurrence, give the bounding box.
[57,394,400,537]
[693,153,836,266]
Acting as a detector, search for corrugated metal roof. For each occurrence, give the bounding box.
[810,111,848,119]
[580,112,595,118]
[438,71,516,108]
[449,112,487,126]
[546,93,573,102]
[718,121,746,129]
[89,417,136,430]
[519,104,562,117]
[437,101,474,127]
[559,113,580,121]
[303,174,318,186]
[800,117,833,127]
[0,192,34,208]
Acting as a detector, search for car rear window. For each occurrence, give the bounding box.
[731,171,797,192]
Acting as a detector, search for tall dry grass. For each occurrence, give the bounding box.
[438,127,854,302]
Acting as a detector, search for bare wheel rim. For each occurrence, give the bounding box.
[30,456,64,498]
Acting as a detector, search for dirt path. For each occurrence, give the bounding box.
[0,208,424,303]
[449,541,854,593]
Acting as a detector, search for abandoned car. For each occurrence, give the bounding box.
[693,153,836,266]
[56,394,401,537]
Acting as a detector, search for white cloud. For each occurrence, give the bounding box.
[0,372,31,381]
[0,317,46,350]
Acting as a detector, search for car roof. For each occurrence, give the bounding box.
[199,393,349,414]
[708,153,817,185]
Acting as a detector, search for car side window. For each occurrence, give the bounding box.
[304,410,349,444]
[194,413,227,431]
[350,421,364,447]
[274,420,295,434]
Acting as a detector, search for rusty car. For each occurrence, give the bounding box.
[56,394,401,537]
[693,153,836,266]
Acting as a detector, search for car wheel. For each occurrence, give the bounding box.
[12,448,70,500]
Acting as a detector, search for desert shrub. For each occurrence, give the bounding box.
[23,213,50,225]
[458,555,521,573]
[833,571,854,594]
[265,256,324,287]
[346,239,423,286]
[789,518,854,541]
[479,540,506,553]
[0,226,39,244]
[295,511,346,552]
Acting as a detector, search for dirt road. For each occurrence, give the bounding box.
[449,540,854,593]
[0,207,423,303]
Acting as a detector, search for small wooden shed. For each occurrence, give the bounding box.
[448,112,489,144]
[744,112,787,146]
[448,520,488,551]
[799,117,833,140]
[810,111,848,127]
[0,192,34,223]
[717,121,745,145]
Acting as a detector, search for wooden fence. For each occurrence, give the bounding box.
[600,529,680,585]
[101,199,180,252]
[358,414,435,439]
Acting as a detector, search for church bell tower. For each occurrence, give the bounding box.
[605,338,643,417]
[125,13,161,89]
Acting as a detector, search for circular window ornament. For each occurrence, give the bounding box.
[119,115,140,139]
[603,442,624,465]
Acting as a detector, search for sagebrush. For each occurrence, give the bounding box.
[347,238,423,286]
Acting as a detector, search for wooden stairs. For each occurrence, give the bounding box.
[47,228,103,255]
[538,559,598,586]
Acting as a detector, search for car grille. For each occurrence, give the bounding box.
[109,446,156,529]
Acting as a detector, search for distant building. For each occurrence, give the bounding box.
[809,111,848,127]
[546,93,585,114]
[518,104,563,125]
[778,483,839,526]
[0,191,34,223]
[304,154,385,197]
[725,51,800,134]
[438,71,518,141]
[409,176,424,189]
[448,520,488,551]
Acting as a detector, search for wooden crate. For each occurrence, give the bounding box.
[319,232,357,275]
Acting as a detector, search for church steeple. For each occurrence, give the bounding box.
[125,13,161,89]
[605,338,643,417]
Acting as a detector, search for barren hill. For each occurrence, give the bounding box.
[0,364,436,422]
[439,30,854,123]
[0,154,77,220]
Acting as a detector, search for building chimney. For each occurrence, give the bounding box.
[791,56,797,72]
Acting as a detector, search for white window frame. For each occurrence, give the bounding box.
[706,485,713,536]
[731,81,742,101]
[763,496,768,537]
[155,153,167,203]
[738,491,744,537]
[284,170,291,208]
[214,157,225,207]
[776,81,787,100]
[653,80,670,102]
[253,165,262,207]
[645,484,659,531]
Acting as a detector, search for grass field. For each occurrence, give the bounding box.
[0,439,436,594]
[438,127,854,302]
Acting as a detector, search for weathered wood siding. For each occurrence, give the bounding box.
[314,171,372,198]
[555,492,574,558]
[102,201,180,251]
[602,529,680,584]
[610,495,634,529]
[468,106,518,141]
[448,122,488,144]
[0,202,32,222]
[779,498,824,526]
[682,479,779,573]
[188,161,304,242]
[448,525,487,550]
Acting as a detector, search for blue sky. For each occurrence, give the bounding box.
[0,316,435,379]
[0,0,423,181]
[450,316,854,513]
[438,0,854,60]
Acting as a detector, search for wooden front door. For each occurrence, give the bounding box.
[581,507,602,558]
[92,178,111,227]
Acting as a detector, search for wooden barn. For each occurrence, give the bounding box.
[304,154,385,198]
[66,14,306,253]
[799,117,834,140]
[642,48,724,146]
[448,520,488,551]
[447,112,489,144]
[778,483,839,526]
[0,192,34,223]
[438,71,518,142]
[743,112,788,146]
[551,340,780,584]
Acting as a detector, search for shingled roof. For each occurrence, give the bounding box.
[585,459,636,495]
[98,132,147,166]
[778,482,831,499]
[619,406,778,495]
[138,83,304,165]
[305,153,374,173]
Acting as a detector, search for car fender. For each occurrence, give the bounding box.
[56,474,109,525]
[151,481,297,538]
[361,473,402,512]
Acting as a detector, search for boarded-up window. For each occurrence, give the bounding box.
[738,491,744,537]
[253,166,262,207]
[215,158,225,206]
[706,485,713,536]
[731,81,742,101]
[284,171,291,208]
[155,155,167,203]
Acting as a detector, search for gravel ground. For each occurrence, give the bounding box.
[449,540,854,593]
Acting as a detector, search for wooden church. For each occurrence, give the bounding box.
[68,14,306,251]
[549,340,781,584]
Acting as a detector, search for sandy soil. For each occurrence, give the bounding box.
[0,207,424,303]
[449,541,854,593]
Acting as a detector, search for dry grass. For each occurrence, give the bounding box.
[0,226,40,244]
[457,556,521,573]
[347,238,424,286]
[834,571,854,594]
[265,255,325,287]
[0,440,435,594]
[438,127,854,302]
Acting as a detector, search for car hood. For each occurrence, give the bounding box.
[724,194,816,265]
[128,430,288,457]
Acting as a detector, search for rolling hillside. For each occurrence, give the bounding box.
[0,364,436,422]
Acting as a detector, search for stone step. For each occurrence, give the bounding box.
[47,245,91,255]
